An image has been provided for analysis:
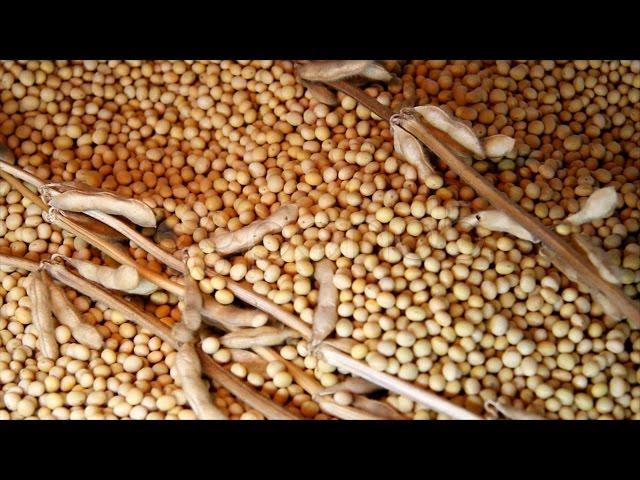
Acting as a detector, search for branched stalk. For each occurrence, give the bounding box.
[1,170,481,420]
[325,80,640,329]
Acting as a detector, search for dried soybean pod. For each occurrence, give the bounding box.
[310,259,338,350]
[182,273,203,331]
[174,343,227,420]
[201,296,268,329]
[483,134,516,159]
[220,326,301,349]
[572,233,624,285]
[352,395,406,420]
[413,105,486,159]
[212,204,298,256]
[25,271,59,360]
[172,322,196,344]
[297,60,393,83]
[48,189,156,228]
[53,255,140,291]
[460,210,539,243]
[325,338,359,354]
[172,269,203,342]
[42,272,103,350]
[390,119,436,180]
[300,79,339,106]
[316,398,386,420]
[123,278,159,296]
[540,246,624,321]
[317,376,383,396]
[591,290,624,321]
[485,400,545,420]
[565,186,619,225]
[229,349,268,374]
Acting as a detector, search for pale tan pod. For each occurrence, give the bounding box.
[48,189,156,228]
[572,233,624,285]
[540,245,624,321]
[310,259,338,350]
[565,186,619,225]
[300,79,338,106]
[201,296,268,329]
[172,322,196,344]
[391,122,436,180]
[460,210,539,243]
[43,272,104,350]
[485,400,545,420]
[317,376,383,396]
[60,256,140,291]
[212,204,298,255]
[175,343,227,420]
[352,395,405,420]
[25,271,59,360]
[325,338,359,354]
[317,398,385,420]
[413,105,486,159]
[123,279,159,296]
[229,349,268,374]
[483,134,516,159]
[297,60,393,83]
[182,273,203,331]
[220,326,301,349]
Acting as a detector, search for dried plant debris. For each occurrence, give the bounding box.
[565,187,619,225]
[25,270,59,360]
[460,210,539,243]
[297,60,394,83]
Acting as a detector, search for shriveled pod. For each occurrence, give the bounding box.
[174,343,227,420]
[123,279,159,296]
[212,204,298,256]
[540,245,624,321]
[316,376,383,397]
[53,254,140,291]
[572,233,624,285]
[297,60,394,83]
[300,79,338,106]
[483,134,516,159]
[39,205,127,243]
[0,252,39,272]
[220,326,301,349]
[46,187,156,228]
[390,118,436,180]
[172,270,203,343]
[25,271,59,360]
[352,395,405,420]
[316,398,386,420]
[565,186,619,225]
[413,105,486,159]
[42,272,103,350]
[485,400,545,420]
[201,296,268,329]
[310,259,338,350]
[229,349,268,375]
[326,338,359,354]
[460,210,539,243]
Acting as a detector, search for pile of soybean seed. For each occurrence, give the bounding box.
[0,60,639,420]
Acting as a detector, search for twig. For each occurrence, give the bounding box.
[325,80,640,329]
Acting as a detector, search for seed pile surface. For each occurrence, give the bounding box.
[0,60,639,420]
